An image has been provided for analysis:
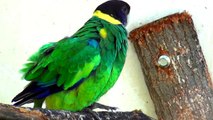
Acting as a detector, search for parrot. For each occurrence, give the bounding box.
[12,0,130,112]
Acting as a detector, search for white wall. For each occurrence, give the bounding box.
[0,0,213,119]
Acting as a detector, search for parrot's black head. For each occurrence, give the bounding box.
[95,0,130,26]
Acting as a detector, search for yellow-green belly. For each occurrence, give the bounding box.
[45,76,109,111]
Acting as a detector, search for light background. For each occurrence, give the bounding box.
[0,0,213,119]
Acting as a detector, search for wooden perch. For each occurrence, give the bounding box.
[0,103,154,120]
[129,12,213,120]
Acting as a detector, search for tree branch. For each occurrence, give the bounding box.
[0,103,153,120]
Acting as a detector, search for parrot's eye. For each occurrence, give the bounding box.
[121,6,129,15]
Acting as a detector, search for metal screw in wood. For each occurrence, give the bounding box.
[157,55,171,68]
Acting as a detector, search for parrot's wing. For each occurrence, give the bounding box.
[12,37,101,105]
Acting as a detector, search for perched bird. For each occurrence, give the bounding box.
[12,0,130,111]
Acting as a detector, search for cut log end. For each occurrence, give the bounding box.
[129,11,192,42]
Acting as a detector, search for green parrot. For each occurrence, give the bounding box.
[12,0,130,111]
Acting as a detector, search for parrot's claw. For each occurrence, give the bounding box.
[83,108,101,120]
[89,102,118,111]
[83,103,118,120]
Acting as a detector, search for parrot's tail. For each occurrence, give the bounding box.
[11,81,60,106]
[12,79,84,106]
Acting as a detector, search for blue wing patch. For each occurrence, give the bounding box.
[88,39,99,48]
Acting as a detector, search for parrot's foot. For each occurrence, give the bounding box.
[82,103,117,120]
[89,102,118,111]
[83,108,101,120]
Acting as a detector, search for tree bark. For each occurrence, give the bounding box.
[0,103,153,120]
[129,12,213,120]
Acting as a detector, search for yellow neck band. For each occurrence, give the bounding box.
[93,10,122,25]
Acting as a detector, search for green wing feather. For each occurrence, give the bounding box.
[20,17,104,91]
[21,37,101,90]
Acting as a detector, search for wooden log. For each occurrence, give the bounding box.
[129,12,213,120]
[0,103,154,120]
